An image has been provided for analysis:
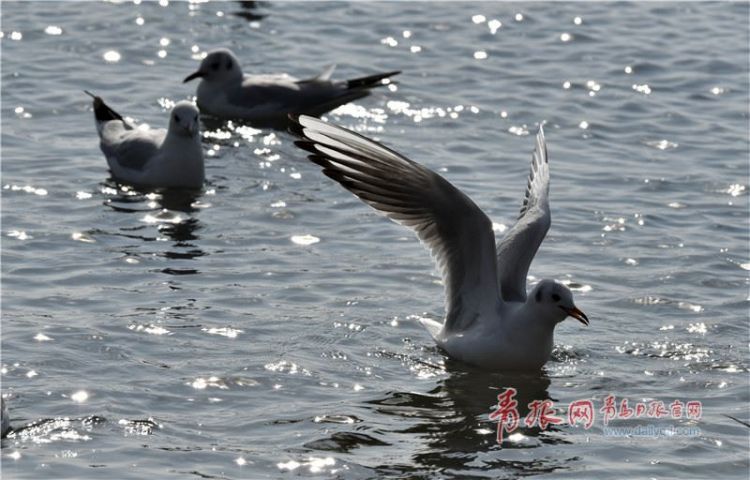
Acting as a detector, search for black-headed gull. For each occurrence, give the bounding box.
[86,91,204,189]
[292,115,588,371]
[183,48,399,123]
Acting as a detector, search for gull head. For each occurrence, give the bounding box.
[184,48,242,84]
[529,279,589,326]
[168,101,200,138]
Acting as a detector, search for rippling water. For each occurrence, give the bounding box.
[2,1,748,478]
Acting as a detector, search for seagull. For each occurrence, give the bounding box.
[292,115,589,371]
[85,91,204,189]
[183,48,400,124]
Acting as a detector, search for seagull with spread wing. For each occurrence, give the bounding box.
[292,115,588,371]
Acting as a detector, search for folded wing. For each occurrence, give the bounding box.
[234,70,399,119]
[86,91,162,172]
[101,128,163,172]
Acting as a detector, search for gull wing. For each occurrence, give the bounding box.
[86,91,161,171]
[233,75,365,118]
[293,115,500,333]
[225,69,398,121]
[495,126,551,302]
[85,90,132,134]
[100,126,164,172]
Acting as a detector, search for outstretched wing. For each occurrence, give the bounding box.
[495,126,551,302]
[293,115,500,333]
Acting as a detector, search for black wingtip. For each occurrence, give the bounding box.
[86,91,125,123]
[287,114,305,137]
[346,70,402,90]
[308,154,335,170]
[294,139,322,155]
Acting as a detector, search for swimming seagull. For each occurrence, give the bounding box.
[292,115,589,371]
[183,48,400,124]
[85,91,204,189]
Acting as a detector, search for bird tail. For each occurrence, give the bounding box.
[346,70,400,90]
[84,90,125,123]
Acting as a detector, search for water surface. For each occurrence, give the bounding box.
[2,2,748,478]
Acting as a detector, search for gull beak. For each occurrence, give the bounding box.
[562,306,589,326]
[181,118,198,138]
[183,71,204,83]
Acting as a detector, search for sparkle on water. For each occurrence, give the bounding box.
[488,19,502,34]
[201,327,243,338]
[102,50,121,62]
[70,391,88,403]
[1,2,747,479]
[44,26,63,35]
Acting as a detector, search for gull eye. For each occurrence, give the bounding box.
[173,113,179,122]
[551,293,561,302]
[226,59,232,70]
[211,62,220,71]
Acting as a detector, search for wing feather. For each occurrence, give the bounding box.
[101,126,164,171]
[495,126,551,302]
[295,115,499,333]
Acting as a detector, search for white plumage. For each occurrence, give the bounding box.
[294,115,588,371]
[87,92,204,189]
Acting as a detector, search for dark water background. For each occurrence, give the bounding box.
[2,1,748,478]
